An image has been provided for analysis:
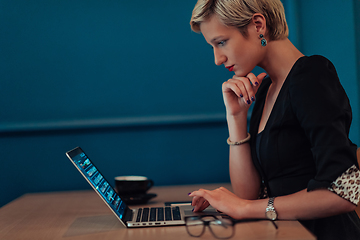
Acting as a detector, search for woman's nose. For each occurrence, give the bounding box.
[214,49,226,66]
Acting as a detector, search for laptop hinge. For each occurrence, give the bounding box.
[123,207,134,222]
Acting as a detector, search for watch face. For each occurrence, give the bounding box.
[266,210,277,220]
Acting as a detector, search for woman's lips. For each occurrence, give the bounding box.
[226,65,234,71]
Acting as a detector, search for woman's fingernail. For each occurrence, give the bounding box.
[246,100,251,104]
[240,94,243,98]
[188,192,191,195]
[251,96,255,102]
[255,82,259,86]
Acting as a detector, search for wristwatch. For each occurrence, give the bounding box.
[265,197,277,221]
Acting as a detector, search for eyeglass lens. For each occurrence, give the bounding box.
[186,216,234,239]
[209,218,234,239]
[186,218,205,237]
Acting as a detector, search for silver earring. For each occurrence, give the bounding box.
[259,34,267,47]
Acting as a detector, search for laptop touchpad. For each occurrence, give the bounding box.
[181,205,219,217]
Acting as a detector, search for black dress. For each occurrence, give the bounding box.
[249,55,360,239]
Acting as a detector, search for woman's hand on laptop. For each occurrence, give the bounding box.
[189,187,251,219]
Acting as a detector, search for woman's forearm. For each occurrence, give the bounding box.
[244,189,356,220]
[227,113,261,199]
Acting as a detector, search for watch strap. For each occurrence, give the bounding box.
[267,197,275,209]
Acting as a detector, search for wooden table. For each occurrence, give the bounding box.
[0,183,315,240]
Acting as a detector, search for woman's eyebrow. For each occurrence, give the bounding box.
[210,36,226,44]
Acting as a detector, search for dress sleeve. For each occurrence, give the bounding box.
[288,56,359,201]
[328,165,360,205]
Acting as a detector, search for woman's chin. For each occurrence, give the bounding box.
[234,71,249,78]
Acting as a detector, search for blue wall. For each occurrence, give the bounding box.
[1,0,359,207]
[0,0,232,208]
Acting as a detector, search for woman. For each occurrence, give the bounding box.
[188,0,360,239]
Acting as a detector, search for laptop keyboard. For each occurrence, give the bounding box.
[136,207,181,222]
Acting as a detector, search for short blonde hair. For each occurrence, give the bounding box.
[190,0,288,41]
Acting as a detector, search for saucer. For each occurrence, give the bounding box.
[119,193,157,205]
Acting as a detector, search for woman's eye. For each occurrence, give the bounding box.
[218,40,226,46]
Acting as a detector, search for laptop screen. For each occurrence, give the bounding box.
[66,147,128,221]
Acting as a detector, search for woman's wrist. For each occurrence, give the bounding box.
[226,112,249,141]
[241,199,268,219]
[226,110,248,120]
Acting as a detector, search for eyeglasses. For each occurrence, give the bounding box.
[185,215,235,239]
[185,215,278,239]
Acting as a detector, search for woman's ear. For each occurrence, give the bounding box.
[252,13,267,34]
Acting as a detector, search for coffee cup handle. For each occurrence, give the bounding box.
[148,179,154,189]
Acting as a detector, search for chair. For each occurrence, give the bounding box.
[356,148,360,217]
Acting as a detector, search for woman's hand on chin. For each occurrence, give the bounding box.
[222,72,267,116]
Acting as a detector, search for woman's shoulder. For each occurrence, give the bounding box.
[291,55,337,78]
[286,55,350,114]
[288,55,341,91]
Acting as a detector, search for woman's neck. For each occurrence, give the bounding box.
[259,38,304,88]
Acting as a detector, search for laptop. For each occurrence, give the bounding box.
[66,147,215,228]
